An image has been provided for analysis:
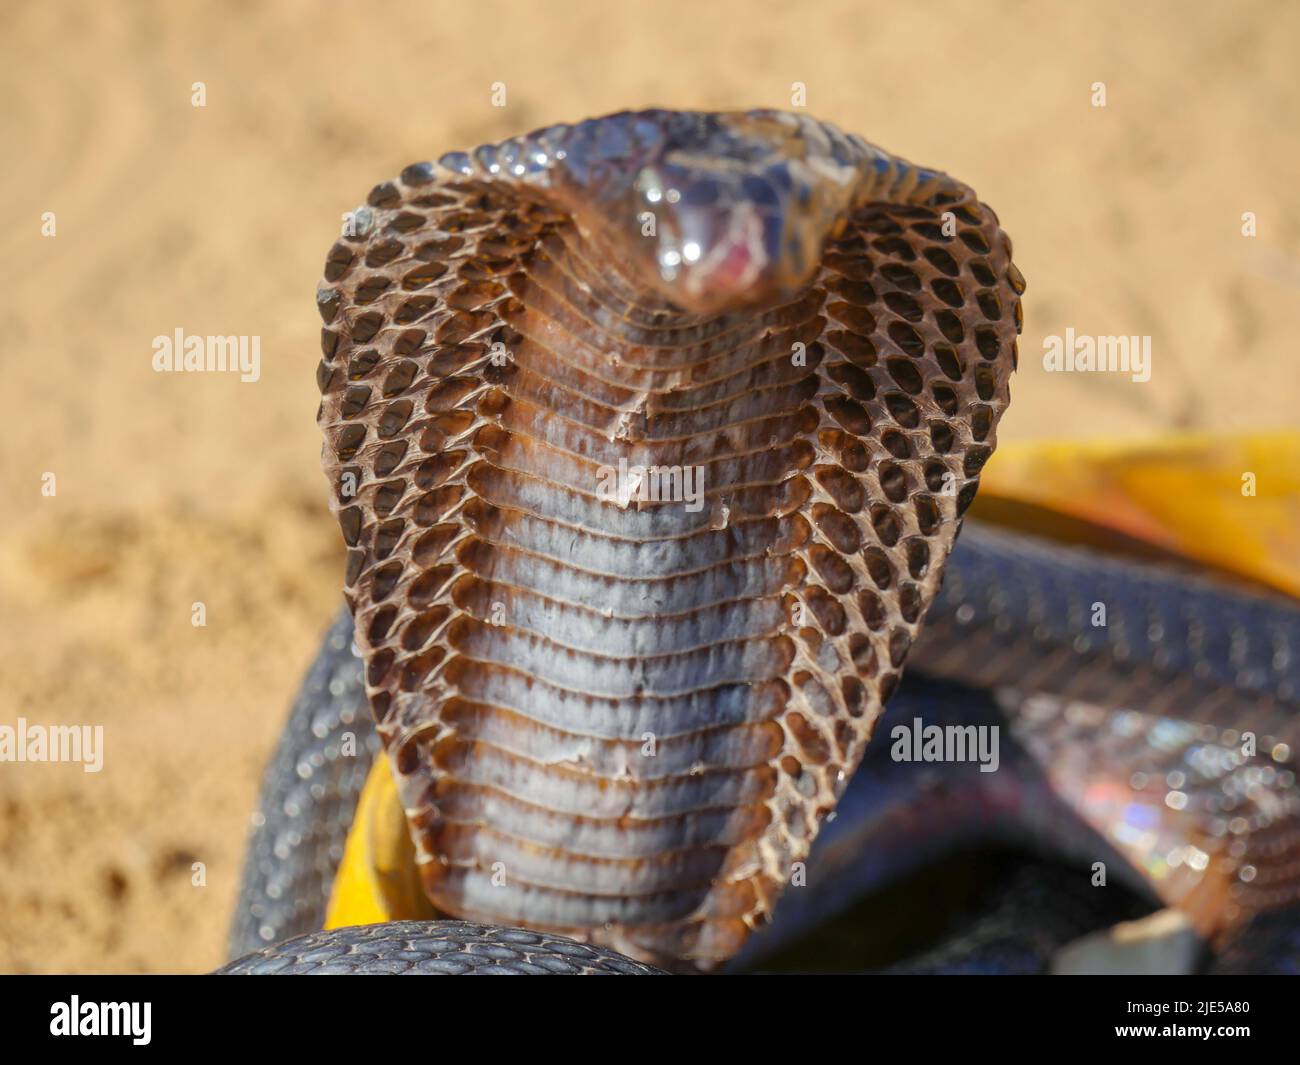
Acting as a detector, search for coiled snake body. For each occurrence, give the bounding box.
[226,110,1300,974]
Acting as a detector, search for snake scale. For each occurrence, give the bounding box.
[227,110,1300,974]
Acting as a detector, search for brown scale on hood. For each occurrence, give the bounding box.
[314,109,1024,969]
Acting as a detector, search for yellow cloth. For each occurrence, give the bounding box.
[324,749,436,928]
[971,431,1300,597]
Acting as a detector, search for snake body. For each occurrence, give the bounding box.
[220,920,664,975]
[310,109,1021,969]
[228,110,1300,973]
[228,609,380,956]
[230,526,1300,970]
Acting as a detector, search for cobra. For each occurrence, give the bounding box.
[224,109,1300,975]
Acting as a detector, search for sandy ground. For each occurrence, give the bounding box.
[1,0,1298,973]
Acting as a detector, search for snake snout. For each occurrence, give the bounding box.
[632,140,863,315]
[631,172,770,314]
[546,109,862,317]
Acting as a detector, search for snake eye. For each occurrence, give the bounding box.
[740,174,780,208]
[680,177,721,207]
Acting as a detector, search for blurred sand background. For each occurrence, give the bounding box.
[1,0,1298,972]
